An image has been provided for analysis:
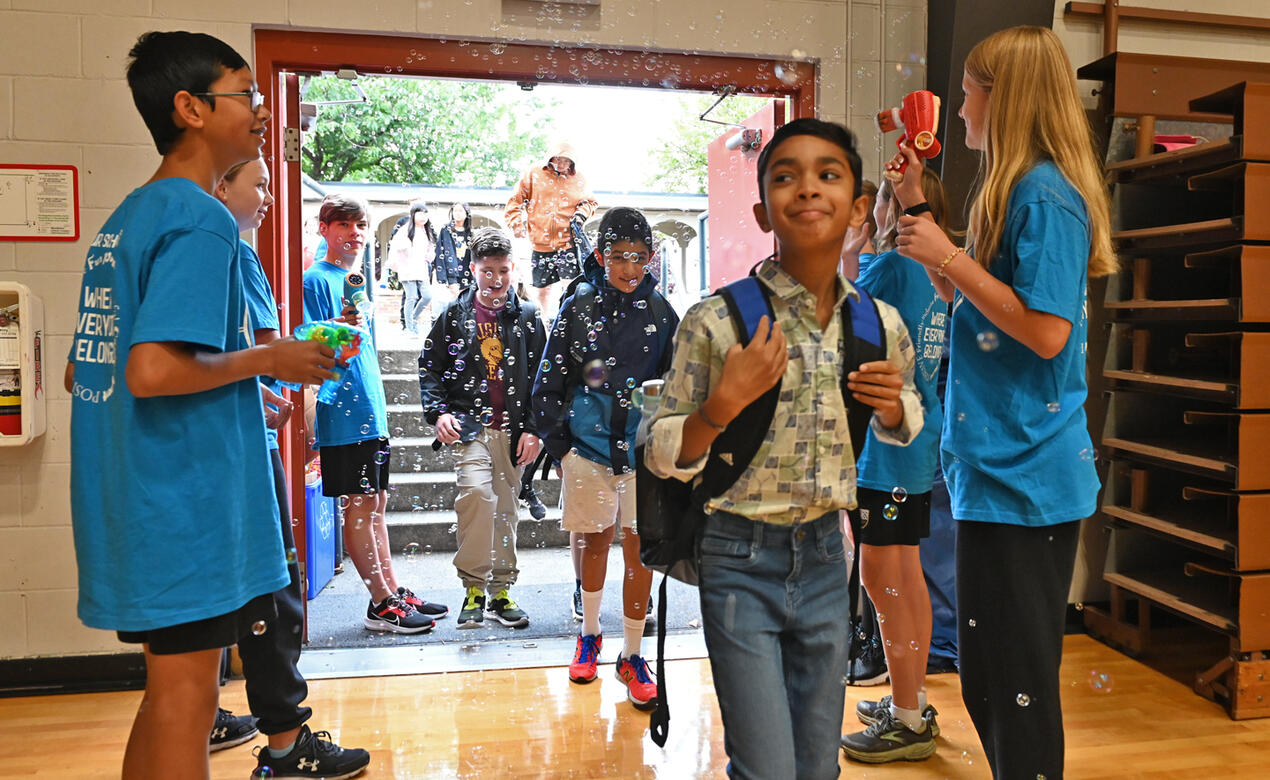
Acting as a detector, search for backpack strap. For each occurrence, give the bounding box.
[840,285,887,460]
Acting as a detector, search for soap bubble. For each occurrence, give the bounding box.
[891,486,908,503]
[1088,670,1113,693]
[374,450,388,464]
[360,423,371,435]
[882,504,899,521]
[448,343,461,356]
[1016,693,1031,707]
[404,542,420,558]
[284,547,297,564]
[251,620,267,636]
[1046,402,1061,413]
[977,331,1000,351]
[583,359,608,388]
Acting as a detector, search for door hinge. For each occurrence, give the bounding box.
[284,127,301,163]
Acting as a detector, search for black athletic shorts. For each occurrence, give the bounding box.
[848,486,932,547]
[319,437,391,497]
[117,593,277,655]
[530,246,581,288]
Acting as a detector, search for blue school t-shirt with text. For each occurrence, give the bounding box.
[68,178,287,632]
[941,162,1101,526]
[239,239,282,451]
[302,260,387,447]
[855,249,946,494]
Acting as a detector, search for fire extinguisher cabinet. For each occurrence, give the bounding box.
[0,282,47,445]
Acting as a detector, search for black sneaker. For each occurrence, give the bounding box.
[571,584,583,622]
[521,486,547,520]
[251,724,370,779]
[840,707,936,763]
[846,637,889,686]
[856,695,941,737]
[487,588,530,628]
[209,707,257,752]
[398,586,448,621]
[363,595,434,634]
[458,586,486,629]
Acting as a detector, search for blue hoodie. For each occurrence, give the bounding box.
[532,253,679,473]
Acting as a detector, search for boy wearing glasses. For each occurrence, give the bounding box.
[531,207,679,709]
[65,32,337,777]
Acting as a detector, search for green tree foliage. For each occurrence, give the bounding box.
[644,94,777,194]
[301,76,555,186]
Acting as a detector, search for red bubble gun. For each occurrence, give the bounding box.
[291,320,370,403]
[876,90,942,181]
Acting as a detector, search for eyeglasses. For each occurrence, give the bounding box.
[604,250,650,265]
[194,90,265,110]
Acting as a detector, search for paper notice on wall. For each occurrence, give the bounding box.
[0,319,18,368]
[0,165,80,241]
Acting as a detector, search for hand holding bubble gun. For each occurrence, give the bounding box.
[285,320,370,404]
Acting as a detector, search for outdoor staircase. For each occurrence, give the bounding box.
[377,345,567,553]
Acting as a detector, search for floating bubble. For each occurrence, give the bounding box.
[891,486,908,503]
[967,618,977,627]
[284,547,298,564]
[480,409,495,426]
[404,542,420,559]
[1079,447,1097,462]
[883,504,899,521]
[392,426,404,437]
[877,612,886,623]
[774,63,799,85]
[448,343,461,356]
[583,359,608,388]
[423,337,433,350]
[1016,693,1031,707]
[626,377,637,389]
[1088,670,1113,693]
[1046,402,1061,413]
[909,640,920,651]
[454,358,466,371]
[360,423,371,435]
[251,620,268,636]
[962,751,974,766]
[977,331,1000,351]
[258,767,273,779]
[540,359,552,373]
[359,476,371,489]
[373,450,389,464]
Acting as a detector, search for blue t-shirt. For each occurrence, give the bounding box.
[941,162,1101,526]
[239,239,283,451]
[68,178,287,632]
[302,260,387,447]
[855,249,946,494]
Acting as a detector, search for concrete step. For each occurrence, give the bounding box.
[388,470,562,513]
[376,348,419,376]
[389,436,452,473]
[387,404,432,438]
[382,373,420,407]
[383,508,569,552]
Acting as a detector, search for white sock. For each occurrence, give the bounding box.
[918,690,928,711]
[891,702,927,734]
[622,615,646,659]
[581,588,603,638]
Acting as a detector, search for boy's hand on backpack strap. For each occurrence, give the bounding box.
[847,360,904,429]
[516,433,542,466]
[265,338,338,385]
[715,315,788,421]
[435,413,462,444]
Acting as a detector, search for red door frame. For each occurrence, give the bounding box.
[253,28,817,608]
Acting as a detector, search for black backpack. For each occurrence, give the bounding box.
[636,270,886,747]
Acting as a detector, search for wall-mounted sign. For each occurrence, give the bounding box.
[0,164,80,241]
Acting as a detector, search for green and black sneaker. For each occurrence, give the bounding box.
[487,588,530,628]
[840,707,937,764]
[457,586,485,629]
[856,695,940,737]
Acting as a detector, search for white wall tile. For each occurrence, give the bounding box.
[81,15,254,81]
[20,462,71,527]
[882,61,925,113]
[25,589,128,656]
[0,466,20,528]
[13,0,149,13]
[849,3,879,62]
[82,146,160,209]
[0,77,11,139]
[0,526,77,590]
[43,334,73,402]
[0,244,13,271]
[850,60,879,116]
[883,2,925,65]
[153,0,284,23]
[0,13,81,78]
[291,0,415,31]
[14,79,149,146]
[0,140,83,168]
[15,213,108,274]
[0,593,25,658]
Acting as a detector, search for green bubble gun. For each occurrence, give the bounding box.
[286,320,370,403]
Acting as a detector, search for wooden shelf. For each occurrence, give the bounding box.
[1107,137,1246,183]
[1104,369,1235,404]
[1104,568,1237,638]
[1104,504,1236,559]
[1113,218,1246,252]
[1103,436,1235,483]
[1103,298,1239,321]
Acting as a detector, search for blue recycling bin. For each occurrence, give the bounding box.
[304,481,337,600]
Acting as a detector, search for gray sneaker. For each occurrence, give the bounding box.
[487,588,530,628]
[840,707,936,764]
[856,695,940,737]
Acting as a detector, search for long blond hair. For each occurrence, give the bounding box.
[964,26,1116,278]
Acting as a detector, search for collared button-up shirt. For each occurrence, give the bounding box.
[647,258,922,525]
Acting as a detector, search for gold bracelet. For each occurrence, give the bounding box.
[936,247,965,277]
[697,406,728,432]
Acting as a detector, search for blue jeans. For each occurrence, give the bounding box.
[401,279,432,333]
[699,510,850,780]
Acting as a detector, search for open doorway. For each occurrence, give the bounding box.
[253,30,812,673]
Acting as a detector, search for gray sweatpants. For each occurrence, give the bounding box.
[452,427,523,592]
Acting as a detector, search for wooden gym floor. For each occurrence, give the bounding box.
[2,635,1269,778]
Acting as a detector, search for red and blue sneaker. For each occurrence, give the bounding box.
[615,653,658,710]
[569,634,602,683]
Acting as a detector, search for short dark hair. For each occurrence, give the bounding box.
[318,193,369,224]
[755,118,863,203]
[470,227,512,260]
[126,31,249,155]
[596,206,653,254]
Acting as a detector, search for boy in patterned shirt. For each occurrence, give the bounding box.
[646,118,923,779]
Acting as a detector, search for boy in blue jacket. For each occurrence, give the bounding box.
[532,207,679,710]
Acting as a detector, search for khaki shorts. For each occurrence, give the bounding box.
[560,450,636,534]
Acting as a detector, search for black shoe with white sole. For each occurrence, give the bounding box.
[251,725,370,779]
[363,595,434,634]
[209,707,258,752]
[856,695,941,737]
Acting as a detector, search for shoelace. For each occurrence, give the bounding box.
[577,636,599,663]
[308,730,343,757]
[626,655,654,684]
[493,591,519,610]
